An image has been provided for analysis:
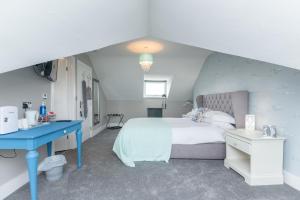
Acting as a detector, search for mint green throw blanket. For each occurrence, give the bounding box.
[113,118,172,167]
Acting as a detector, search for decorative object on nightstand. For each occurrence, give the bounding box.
[224,129,285,186]
[245,114,255,131]
[262,125,277,137]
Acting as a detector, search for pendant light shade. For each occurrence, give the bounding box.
[139,53,153,72]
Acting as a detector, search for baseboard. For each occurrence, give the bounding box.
[93,125,106,137]
[0,170,29,200]
[284,171,300,191]
[106,122,123,128]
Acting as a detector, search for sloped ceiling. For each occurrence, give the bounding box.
[1,0,300,74]
[0,0,148,73]
[88,39,211,101]
[150,0,300,70]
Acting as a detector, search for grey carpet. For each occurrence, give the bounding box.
[7,129,300,200]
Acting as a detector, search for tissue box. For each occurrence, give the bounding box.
[0,106,18,135]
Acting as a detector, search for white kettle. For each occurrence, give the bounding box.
[26,110,39,127]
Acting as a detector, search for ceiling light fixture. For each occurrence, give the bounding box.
[139,53,153,72]
[127,40,163,72]
[127,40,163,54]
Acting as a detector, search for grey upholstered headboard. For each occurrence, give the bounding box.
[196,91,249,128]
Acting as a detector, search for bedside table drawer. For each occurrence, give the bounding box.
[227,136,251,154]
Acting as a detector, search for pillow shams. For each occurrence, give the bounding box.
[201,116,235,129]
[203,110,235,124]
[183,108,206,120]
[211,121,235,129]
[182,108,198,118]
[193,108,210,122]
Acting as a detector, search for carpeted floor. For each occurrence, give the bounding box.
[7,129,300,200]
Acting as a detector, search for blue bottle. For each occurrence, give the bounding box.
[39,101,47,117]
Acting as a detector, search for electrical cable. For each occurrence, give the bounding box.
[0,149,17,159]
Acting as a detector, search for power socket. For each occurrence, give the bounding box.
[23,102,32,110]
[42,93,48,99]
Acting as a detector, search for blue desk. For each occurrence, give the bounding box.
[0,121,82,200]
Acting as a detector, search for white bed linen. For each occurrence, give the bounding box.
[163,118,227,145]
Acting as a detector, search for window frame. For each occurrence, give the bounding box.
[143,80,167,98]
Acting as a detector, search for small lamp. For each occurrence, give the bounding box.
[245,114,255,131]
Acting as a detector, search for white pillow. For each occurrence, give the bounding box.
[182,108,198,118]
[203,110,235,124]
[200,117,235,129]
[211,121,235,130]
[192,108,210,122]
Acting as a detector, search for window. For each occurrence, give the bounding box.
[144,80,167,98]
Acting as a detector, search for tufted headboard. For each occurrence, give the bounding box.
[196,91,249,128]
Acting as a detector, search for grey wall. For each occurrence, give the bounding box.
[0,55,107,197]
[107,100,192,122]
[0,67,50,194]
[193,53,300,177]
[0,67,51,117]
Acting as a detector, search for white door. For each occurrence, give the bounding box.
[53,57,76,151]
[76,60,93,142]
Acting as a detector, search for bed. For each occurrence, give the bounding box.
[171,91,249,159]
[113,91,249,167]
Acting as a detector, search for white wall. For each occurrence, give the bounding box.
[90,55,208,101]
[0,0,148,74]
[107,99,192,122]
[0,67,51,199]
[88,40,211,102]
[150,0,300,70]
[2,0,300,75]
[88,40,208,121]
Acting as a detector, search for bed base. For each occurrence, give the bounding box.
[170,143,225,159]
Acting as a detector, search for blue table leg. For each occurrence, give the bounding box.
[26,150,39,200]
[76,129,82,168]
[47,142,52,157]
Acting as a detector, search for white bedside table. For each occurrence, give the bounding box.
[224,129,285,186]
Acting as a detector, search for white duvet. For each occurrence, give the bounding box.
[163,118,227,145]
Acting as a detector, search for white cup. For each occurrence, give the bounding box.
[25,110,39,127]
[18,118,29,130]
